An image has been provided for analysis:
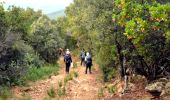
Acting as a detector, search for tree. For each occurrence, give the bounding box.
[30,16,65,63]
[112,0,170,80]
[65,0,116,81]
[0,5,43,85]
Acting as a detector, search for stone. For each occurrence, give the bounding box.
[22,87,32,92]
[145,82,164,93]
[158,78,169,83]
[165,82,170,94]
[145,82,165,97]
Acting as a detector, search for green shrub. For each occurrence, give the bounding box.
[47,87,56,98]
[107,85,116,93]
[56,81,66,97]
[73,62,78,69]
[96,45,117,82]
[30,16,65,64]
[16,64,59,85]
[64,73,73,85]
[0,86,11,100]
[72,71,78,78]
[24,52,44,68]
[72,49,79,57]
[43,96,51,100]
[101,67,117,82]
[98,88,104,97]
[57,86,66,97]
[58,80,63,88]
[64,71,78,85]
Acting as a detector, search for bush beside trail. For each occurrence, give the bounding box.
[0,5,65,86]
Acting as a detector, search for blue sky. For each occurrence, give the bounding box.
[0,0,73,14]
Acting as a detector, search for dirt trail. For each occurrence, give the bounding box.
[11,55,154,100]
[64,57,103,100]
[12,56,104,100]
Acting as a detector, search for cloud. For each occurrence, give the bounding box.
[0,0,73,13]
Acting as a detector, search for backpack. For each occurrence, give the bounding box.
[65,54,71,63]
[86,56,92,64]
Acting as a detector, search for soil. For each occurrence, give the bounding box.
[11,56,154,100]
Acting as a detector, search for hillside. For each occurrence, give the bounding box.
[47,9,65,19]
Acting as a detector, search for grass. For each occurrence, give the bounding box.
[72,71,79,78]
[44,96,51,100]
[47,87,56,98]
[53,81,66,97]
[56,86,66,97]
[58,80,63,88]
[56,71,78,98]
[64,71,79,85]
[98,87,104,97]
[17,64,59,85]
[10,95,31,100]
[0,86,11,100]
[73,62,78,68]
[64,73,73,85]
[107,85,116,93]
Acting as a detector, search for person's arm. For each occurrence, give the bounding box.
[80,52,82,58]
[70,56,72,63]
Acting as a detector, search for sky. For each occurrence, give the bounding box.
[0,0,73,14]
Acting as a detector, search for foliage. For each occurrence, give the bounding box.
[65,0,116,81]
[112,0,170,80]
[30,16,65,63]
[73,71,79,78]
[56,86,66,97]
[17,64,59,85]
[97,88,104,97]
[47,87,56,98]
[0,4,66,86]
[0,5,43,86]
[72,62,78,69]
[0,86,11,100]
[56,81,66,97]
[64,73,73,85]
[107,85,116,93]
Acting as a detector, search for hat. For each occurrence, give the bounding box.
[66,51,70,54]
[86,52,89,56]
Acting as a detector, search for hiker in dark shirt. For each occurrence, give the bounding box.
[80,49,86,66]
[64,50,72,74]
[85,52,92,74]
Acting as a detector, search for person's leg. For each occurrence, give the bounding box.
[85,64,88,74]
[66,63,71,73]
[68,63,71,73]
[81,58,83,66]
[89,65,92,74]
[65,63,68,73]
[82,58,85,66]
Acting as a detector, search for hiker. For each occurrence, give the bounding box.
[64,50,72,74]
[85,52,92,74]
[65,48,69,54]
[59,48,64,56]
[80,49,86,66]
